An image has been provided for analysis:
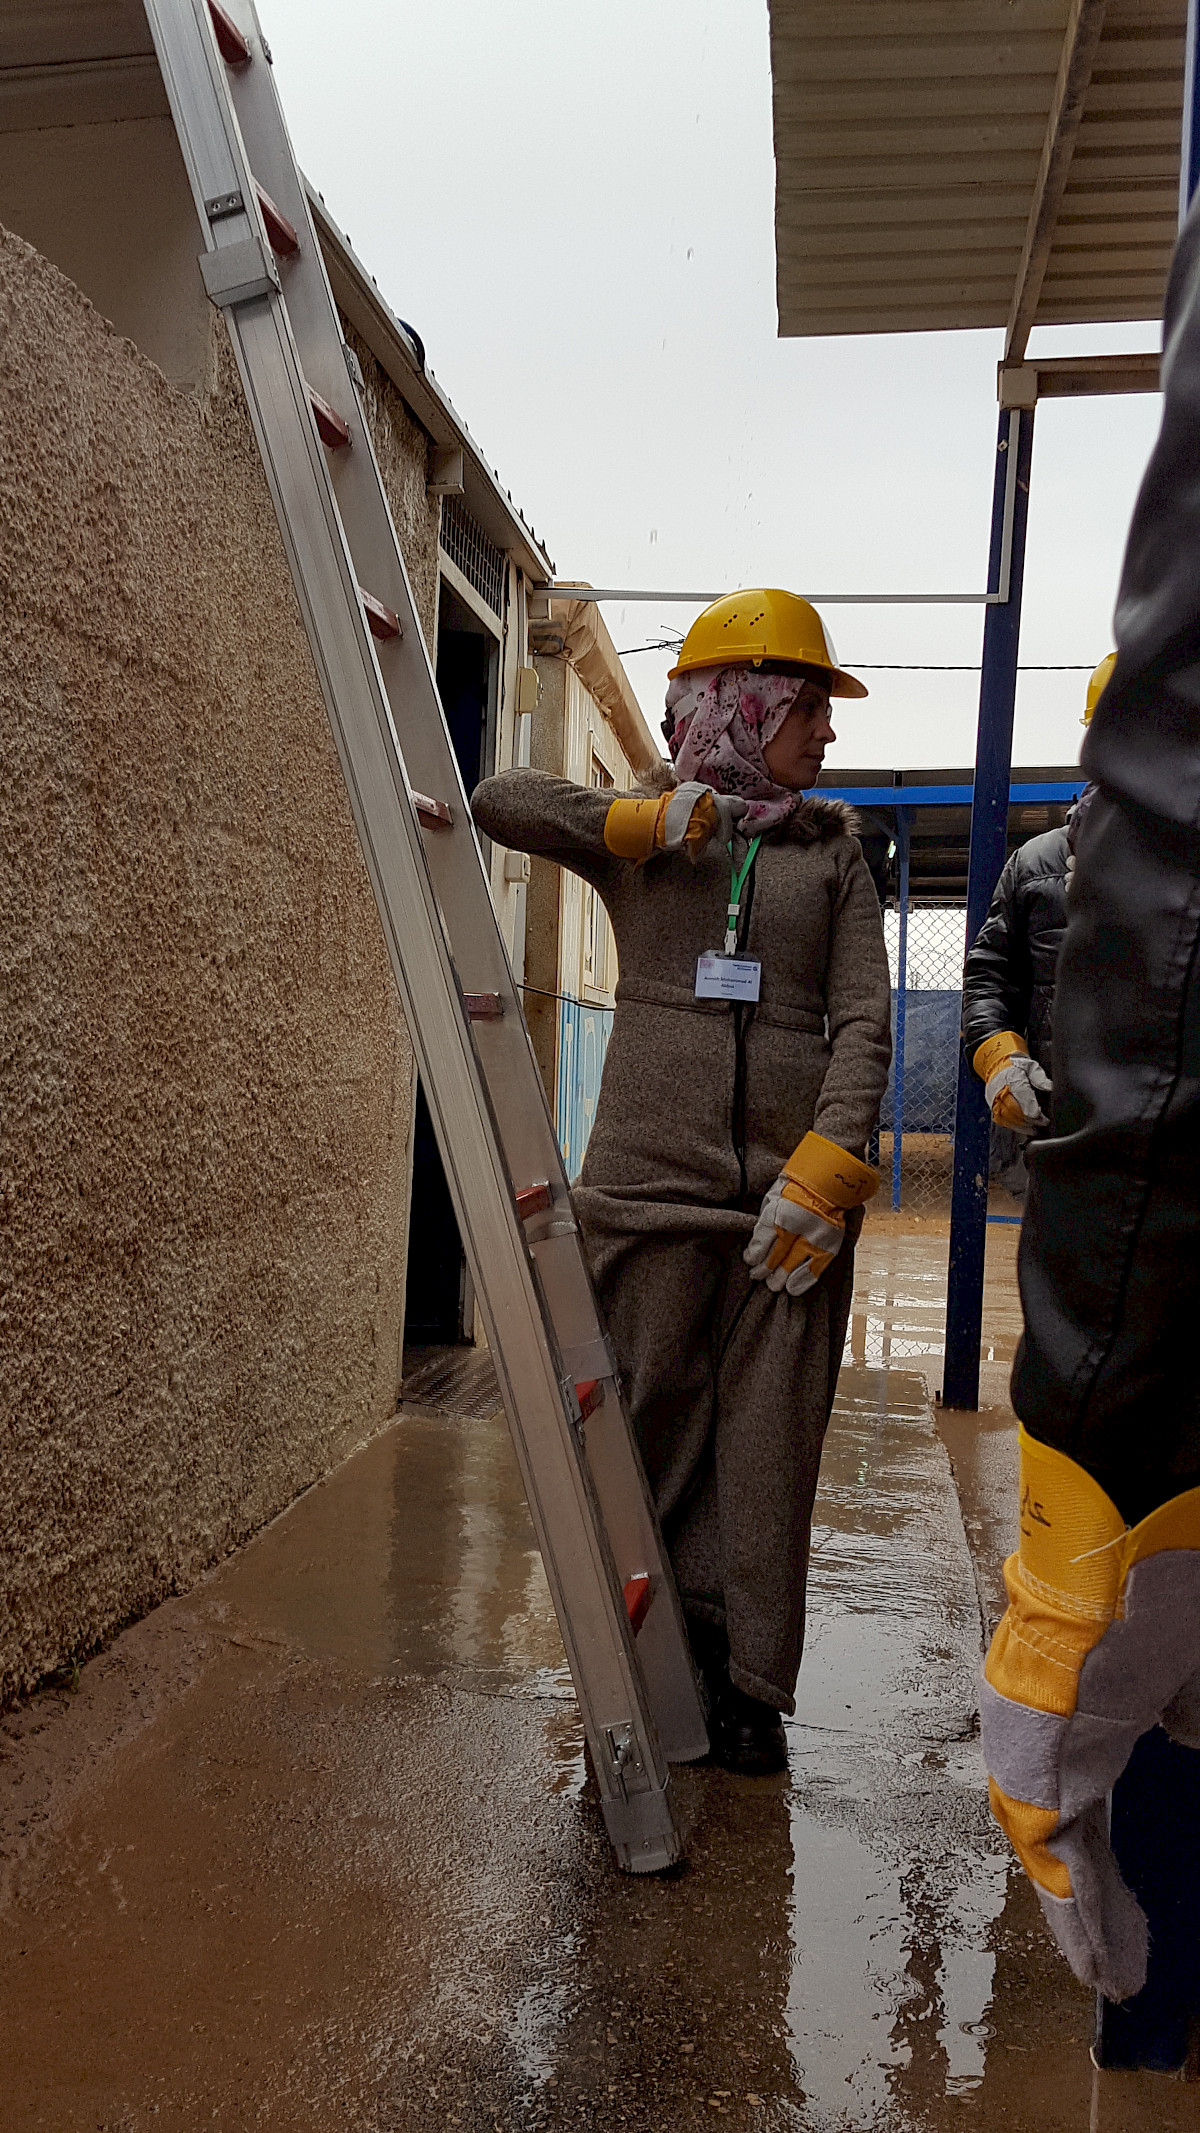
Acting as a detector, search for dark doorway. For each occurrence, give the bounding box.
[404,583,499,1344]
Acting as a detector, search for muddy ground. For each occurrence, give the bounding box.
[1,1231,1194,2129]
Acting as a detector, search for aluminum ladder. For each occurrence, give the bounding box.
[141,0,708,1869]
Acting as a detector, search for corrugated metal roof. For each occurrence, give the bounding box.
[770,0,1185,337]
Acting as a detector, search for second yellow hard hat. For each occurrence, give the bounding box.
[1083,651,1116,724]
[669,588,868,697]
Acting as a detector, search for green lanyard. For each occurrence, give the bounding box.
[724,835,762,956]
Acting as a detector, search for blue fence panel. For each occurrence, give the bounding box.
[556,997,615,1181]
[879,990,960,1133]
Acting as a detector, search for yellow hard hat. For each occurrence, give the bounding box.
[668,587,868,698]
[1083,651,1116,724]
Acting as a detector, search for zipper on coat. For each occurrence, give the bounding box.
[730,853,759,1203]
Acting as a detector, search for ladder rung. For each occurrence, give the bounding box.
[624,1574,653,1635]
[575,1379,603,1422]
[208,0,251,64]
[308,386,351,450]
[255,183,300,257]
[463,993,503,1021]
[515,1183,553,1219]
[413,791,453,829]
[361,589,401,640]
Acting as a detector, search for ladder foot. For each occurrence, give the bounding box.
[601,1781,683,1874]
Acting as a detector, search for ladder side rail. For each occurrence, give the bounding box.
[199,0,708,1760]
[203,0,623,1327]
[209,23,598,1193]
[142,0,694,1863]
[198,284,679,1866]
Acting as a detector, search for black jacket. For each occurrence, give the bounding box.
[1012,201,1200,1521]
[960,826,1070,1070]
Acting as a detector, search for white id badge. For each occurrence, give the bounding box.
[695,953,762,1002]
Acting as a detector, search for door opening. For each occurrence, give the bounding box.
[404,581,499,1345]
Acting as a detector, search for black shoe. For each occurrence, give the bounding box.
[687,1618,731,1705]
[711,1684,788,1775]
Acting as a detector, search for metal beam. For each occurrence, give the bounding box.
[892,812,910,1214]
[532,587,996,606]
[1183,0,1200,221]
[943,405,1036,1410]
[999,352,1161,405]
[1005,0,1109,361]
[818,782,1086,808]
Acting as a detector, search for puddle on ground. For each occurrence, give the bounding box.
[783,1366,1007,2125]
[847,1228,1024,1374]
[209,1402,571,1699]
[3,1353,1194,2129]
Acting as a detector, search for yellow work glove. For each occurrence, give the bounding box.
[981,1428,1200,2002]
[603,782,747,864]
[973,1029,1052,1135]
[743,1132,879,1296]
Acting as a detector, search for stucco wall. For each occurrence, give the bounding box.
[0,224,437,1703]
[345,321,441,637]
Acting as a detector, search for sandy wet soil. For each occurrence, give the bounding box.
[1,1236,1195,2129]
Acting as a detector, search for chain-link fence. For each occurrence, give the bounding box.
[872,906,966,1220]
[547,899,972,1222]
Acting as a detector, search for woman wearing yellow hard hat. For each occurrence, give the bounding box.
[472,589,891,1773]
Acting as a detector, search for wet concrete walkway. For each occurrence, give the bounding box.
[1,1242,1195,2129]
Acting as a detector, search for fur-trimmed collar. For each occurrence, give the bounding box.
[637,760,859,843]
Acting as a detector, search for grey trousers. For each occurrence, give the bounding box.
[587,1218,859,1713]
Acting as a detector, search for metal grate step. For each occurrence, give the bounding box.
[401,1345,502,1421]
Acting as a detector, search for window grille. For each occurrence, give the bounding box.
[440,495,506,616]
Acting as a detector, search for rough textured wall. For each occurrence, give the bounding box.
[0,226,433,1703]
[345,323,441,640]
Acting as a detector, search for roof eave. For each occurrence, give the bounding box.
[306,183,554,582]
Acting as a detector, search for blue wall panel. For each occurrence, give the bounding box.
[556,998,614,1181]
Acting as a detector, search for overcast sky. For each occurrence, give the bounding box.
[258,0,1167,772]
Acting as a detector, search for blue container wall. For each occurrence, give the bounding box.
[556,997,615,1181]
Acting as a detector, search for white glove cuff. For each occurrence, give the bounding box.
[661,782,709,850]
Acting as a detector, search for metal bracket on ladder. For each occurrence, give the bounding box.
[141,0,708,1872]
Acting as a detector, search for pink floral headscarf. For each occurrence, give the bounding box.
[663,665,812,833]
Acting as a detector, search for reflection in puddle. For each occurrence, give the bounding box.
[787,1811,1007,2124]
[784,1366,1008,2124]
[846,1229,1023,1371]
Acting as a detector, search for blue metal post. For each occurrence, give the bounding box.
[1181,0,1200,224]
[891,811,910,1211]
[942,403,1035,1408]
[1096,6,1200,2077]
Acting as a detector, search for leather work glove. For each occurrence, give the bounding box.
[972,1030,1052,1135]
[743,1132,879,1297]
[603,782,748,864]
[981,1427,1200,2002]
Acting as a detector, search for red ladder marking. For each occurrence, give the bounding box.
[208,1,251,65]
[413,792,452,829]
[255,183,300,257]
[515,1183,553,1219]
[575,1379,601,1422]
[623,1574,653,1635]
[361,590,401,641]
[463,993,503,1020]
[308,386,351,449]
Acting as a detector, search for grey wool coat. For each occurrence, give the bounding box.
[471,767,892,1711]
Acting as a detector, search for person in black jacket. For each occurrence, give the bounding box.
[961,825,1066,1134]
[960,674,1107,1188]
[979,204,1200,2005]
